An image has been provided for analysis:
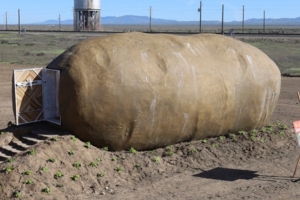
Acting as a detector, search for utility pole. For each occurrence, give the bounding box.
[263,10,266,33]
[221,4,224,34]
[18,9,20,34]
[149,6,152,32]
[58,14,61,31]
[198,1,202,33]
[5,12,7,30]
[242,5,244,33]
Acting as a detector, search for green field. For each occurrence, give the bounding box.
[0,31,299,75]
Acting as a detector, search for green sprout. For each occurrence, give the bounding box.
[115,167,122,173]
[103,146,108,151]
[7,157,13,163]
[166,146,173,151]
[42,187,50,194]
[211,143,218,148]
[48,158,55,163]
[51,137,58,141]
[71,175,80,181]
[111,157,116,162]
[73,161,82,169]
[219,136,225,141]
[6,166,14,173]
[28,149,35,155]
[129,147,136,153]
[153,156,159,162]
[97,172,105,177]
[25,179,34,184]
[261,127,266,133]
[279,131,285,136]
[135,164,141,168]
[200,139,207,143]
[13,191,21,198]
[22,170,32,175]
[281,124,288,130]
[96,158,102,162]
[121,155,126,160]
[89,162,98,167]
[54,171,64,179]
[68,150,74,155]
[238,131,246,135]
[167,151,173,156]
[260,138,265,143]
[84,142,91,149]
[71,135,77,141]
[1,131,5,135]
[39,166,48,172]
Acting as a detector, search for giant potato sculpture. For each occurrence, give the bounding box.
[47,32,281,151]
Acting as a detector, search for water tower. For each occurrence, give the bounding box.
[74,0,101,31]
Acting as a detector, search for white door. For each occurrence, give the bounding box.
[13,68,61,125]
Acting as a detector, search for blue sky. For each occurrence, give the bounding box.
[0,0,299,24]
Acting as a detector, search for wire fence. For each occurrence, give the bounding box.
[1,4,300,34]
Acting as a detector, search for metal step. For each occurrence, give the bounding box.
[1,145,23,154]
[21,135,44,143]
[11,140,31,149]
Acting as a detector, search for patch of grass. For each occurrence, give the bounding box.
[39,166,47,172]
[71,135,77,141]
[42,187,50,194]
[54,171,64,179]
[97,172,104,177]
[73,161,82,169]
[89,162,98,167]
[84,142,91,149]
[129,147,137,153]
[103,146,108,151]
[71,175,80,181]
[68,150,74,155]
[22,170,32,175]
[48,158,55,163]
[152,156,159,162]
[6,166,14,173]
[13,191,21,198]
[24,179,34,184]
[28,149,35,155]
[115,167,122,173]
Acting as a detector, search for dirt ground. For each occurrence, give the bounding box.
[0,62,300,200]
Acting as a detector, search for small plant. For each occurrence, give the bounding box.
[167,151,173,156]
[279,131,285,136]
[275,121,281,126]
[7,157,13,163]
[115,167,122,173]
[250,129,257,135]
[129,147,137,153]
[96,158,102,162]
[266,124,273,129]
[211,143,218,148]
[68,150,74,155]
[135,164,141,168]
[238,131,246,136]
[42,187,50,194]
[190,148,197,153]
[56,184,64,187]
[1,131,5,135]
[166,146,173,151]
[73,161,82,169]
[28,149,35,155]
[54,171,64,179]
[121,155,126,160]
[48,158,55,163]
[267,127,273,132]
[6,165,14,173]
[153,156,159,162]
[103,146,108,151]
[200,139,207,143]
[51,137,58,141]
[281,124,288,130]
[97,172,104,177]
[111,157,116,162]
[250,135,256,141]
[22,170,32,175]
[39,166,48,172]
[71,174,80,181]
[84,142,91,149]
[260,138,265,143]
[89,162,98,167]
[71,135,77,141]
[13,191,21,198]
[150,150,155,154]
[261,128,266,133]
[25,179,34,184]
[219,136,225,141]
[230,134,237,142]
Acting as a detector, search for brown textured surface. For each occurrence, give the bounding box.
[47,32,281,150]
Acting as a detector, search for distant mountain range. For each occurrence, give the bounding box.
[36,15,300,26]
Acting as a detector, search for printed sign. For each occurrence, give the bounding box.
[293,120,300,147]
